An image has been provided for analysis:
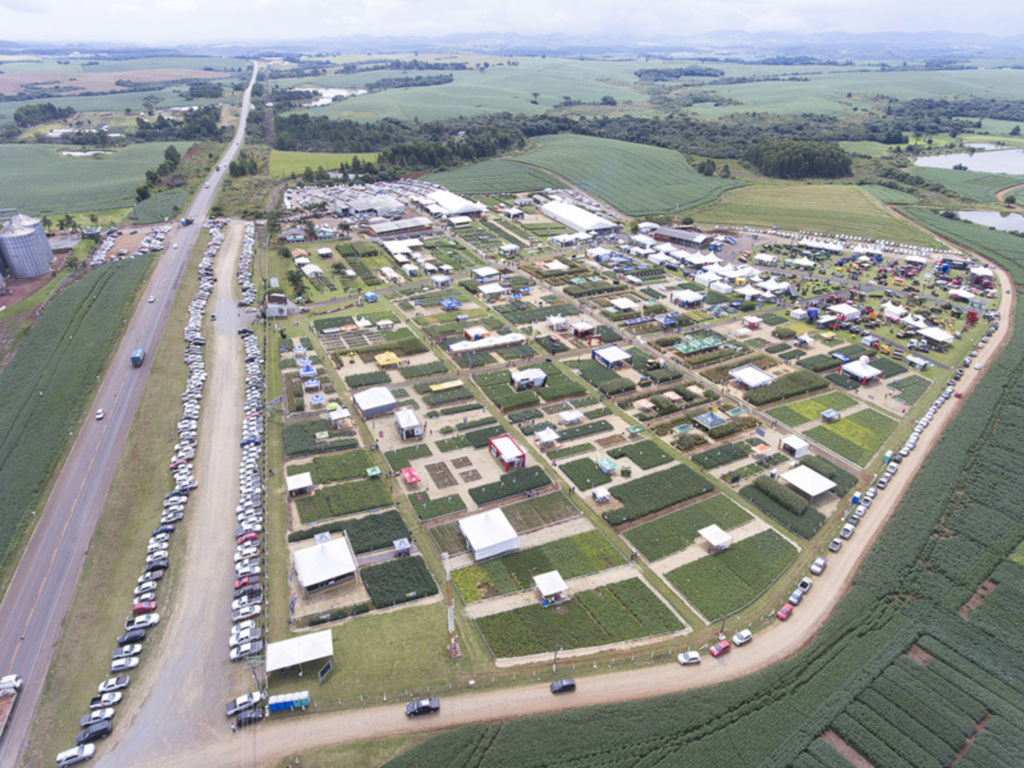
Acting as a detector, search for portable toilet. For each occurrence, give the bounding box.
[851,491,861,505]
[364,292,378,303]
[883,450,893,464]
[806,307,820,322]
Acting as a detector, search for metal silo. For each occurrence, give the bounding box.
[0,213,53,278]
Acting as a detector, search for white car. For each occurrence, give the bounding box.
[677,651,701,665]
[232,619,256,635]
[134,581,156,596]
[55,745,96,767]
[232,604,261,621]
[148,295,155,303]
[810,557,828,575]
[95,409,105,420]
[732,629,753,646]
[110,657,139,673]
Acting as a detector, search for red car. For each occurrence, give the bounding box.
[235,575,259,590]
[709,640,731,657]
[777,604,794,621]
[236,531,259,545]
[132,600,157,615]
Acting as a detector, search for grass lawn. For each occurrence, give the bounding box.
[692,184,940,247]
[805,407,898,466]
[269,149,379,178]
[767,391,859,427]
[624,495,752,562]
[891,375,931,406]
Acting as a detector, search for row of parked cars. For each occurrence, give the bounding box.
[56,229,225,766]
[225,223,269,730]
[88,225,172,268]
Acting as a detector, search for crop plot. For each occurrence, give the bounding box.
[624,495,752,562]
[605,440,673,469]
[605,464,714,525]
[664,530,796,620]
[361,556,438,609]
[502,492,581,531]
[424,461,458,489]
[768,392,859,427]
[806,407,898,466]
[475,578,683,657]
[892,375,930,405]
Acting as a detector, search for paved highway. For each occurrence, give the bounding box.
[0,62,258,768]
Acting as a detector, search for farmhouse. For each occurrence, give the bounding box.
[539,200,617,234]
[394,407,423,440]
[459,509,519,562]
[591,345,632,370]
[291,533,359,595]
[489,434,527,471]
[352,387,398,419]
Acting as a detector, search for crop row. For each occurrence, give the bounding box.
[282,421,359,457]
[624,494,752,561]
[287,509,409,554]
[295,478,392,523]
[604,464,713,525]
[384,443,432,470]
[692,442,750,469]
[468,466,552,505]
[606,439,673,469]
[745,370,829,406]
[739,482,825,540]
[408,492,467,520]
[361,555,438,609]
[287,448,375,484]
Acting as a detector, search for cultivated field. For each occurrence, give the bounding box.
[424,159,566,194]
[269,149,380,178]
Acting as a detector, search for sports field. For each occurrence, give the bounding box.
[693,184,939,245]
[269,149,379,178]
[0,143,184,215]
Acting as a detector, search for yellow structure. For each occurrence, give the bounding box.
[374,351,401,369]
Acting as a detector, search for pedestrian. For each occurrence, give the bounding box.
[231,723,236,734]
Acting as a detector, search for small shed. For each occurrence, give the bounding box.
[597,457,618,475]
[489,434,527,471]
[534,570,569,605]
[510,368,547,391]
[394,407,423,440]
[781,435,810,458]
[478,282,509,302]
[592,345,632,370]
[742,315,763,330]
[472,266,501,283]
[459,509,519,562]
[352,387,398,419]
[698,524,733,553]
[431,274,452,289]
[286,471,315,497]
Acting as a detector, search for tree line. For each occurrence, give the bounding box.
[13,102,76,127]
[743,139,852,179]
[134,105,226,142]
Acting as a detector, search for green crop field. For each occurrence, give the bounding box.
[475,578,682,657]
[500,134,742,216]
[453,530,625,602]
[860,184,919,204]
[912,167,1024,203]
[664,530,796,620]
[767,391,859,427]
[624,494,752,562]
[693,184,940,245]
[0,86,212,128]
[891,375,931,406]
[0,143,184,215]
[805,407,898,466]
[424,159,566,194]
[501,492,580,531]
[269,149,379,178]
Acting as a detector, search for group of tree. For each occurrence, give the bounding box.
[228,151,259,177]
[634,65,725,81]
[13,102,75,128]
[336,58,469,75]
[187,81,224,99]
[364,74,453,91]
[136,144,182,202]
[742,139,852,179]
[134,105,226,142]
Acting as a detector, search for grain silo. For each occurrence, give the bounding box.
[0,212,53,278]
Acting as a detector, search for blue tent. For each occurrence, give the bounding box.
[299,365,317,378]
[440,297,462,311]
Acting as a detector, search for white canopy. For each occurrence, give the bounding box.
[781,435,810,457]
[671,289,704,305]
[394,406,421,431]
[593,345,632,366]
[352,387,398,417]
[828,303,860,318]
[970,266,994,278]
[781,465,837,498]
[536,427,561,444]
[698,524,733,550]
[293,535,357,590]
[286,472,314,493]
[787,257,816,268]
[919,326,955,345]
[592,486,611,502]
[880,301,906,319]
[730,364,775,388]
[558,410,584,424]
[905,254,929,265]
[459,509,519,562]
[265,629,334,673]
[534,570,568,598]
[841,358,883,380]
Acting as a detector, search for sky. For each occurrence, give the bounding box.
[2,0,1024,45]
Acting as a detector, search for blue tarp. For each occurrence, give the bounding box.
[441,298,462,311]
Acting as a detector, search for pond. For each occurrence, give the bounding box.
[290,87,368,107]
[915,148,1024,174]
[955,210,1024,232]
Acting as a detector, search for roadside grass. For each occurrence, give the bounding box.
[692,184,940,246]
[29,242,201,766]
[288,734,433,768]
[269,150,379,178]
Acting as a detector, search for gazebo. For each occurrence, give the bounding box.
[534,571,569,606]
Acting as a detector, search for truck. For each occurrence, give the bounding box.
[0,675,23,739]
[130,347,145,367]
[180,218,194,227]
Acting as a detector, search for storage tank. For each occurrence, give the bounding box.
[0,213,52,278]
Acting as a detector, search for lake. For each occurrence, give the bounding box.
[916,148,1024,174]
[955,210,1024,232]
[290,87,368,107]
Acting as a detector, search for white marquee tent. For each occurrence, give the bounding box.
[265,629,334,673]
[459,509,519,562]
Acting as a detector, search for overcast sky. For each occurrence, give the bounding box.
[3,0,1023,45]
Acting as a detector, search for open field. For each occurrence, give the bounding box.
[806,406,899,466]
[693,184,940,245]
[0,142,183,214]
[0,86,221,127]
[424,159,567,194]
[767,391,859,427]
[269,149,380,178]
[505,134,742,216]
[912,167,1024,203]
[0,67,230,97]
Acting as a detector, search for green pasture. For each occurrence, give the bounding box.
[693,184,940,246]
[424,159,566,194]
[269,149,379,178]
[912,167,1024,203]
[0,142,184,215]
[805,407,898,466]
[839,141,893,158]
[767,391,859,427]
[506,134,742,216]
[0,56,249,74]
[624,494,752,562]
[0,86,210,127]
[860,184,919,204]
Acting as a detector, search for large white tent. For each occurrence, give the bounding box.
[292,534,358,593]
[459,509,519,561]
[265,629,334,673]
[781,465,837,499]
[730,364,775,389]
[841,358,884,383]
[919,326,955,347]
[698,524,733,552]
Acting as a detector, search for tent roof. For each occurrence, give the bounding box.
[534,570,568,597]
[535,427,560,443]
[841,359,883,379]
[375,351,401,367]
[828,303,860,315]
[401,466,421,484]
[782,435,810,450]
[592,486,611,501]
[593,345,632,364]
[919,326,955,344]
[671,289,704,302]
[698,524,733,549]
[265,629,334,673]
[292,536,357,590]
[491,434,525,460]
[730,364,775,388]
[781,465,837,498]
[353,387,397,413]
[394,407,421,430]
[458,509,518,556]
[286,472,314,492]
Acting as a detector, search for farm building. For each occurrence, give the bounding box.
[539,200,617,234]
[489,434,527,471]
[459,509,519,562]
[840,357,884,385]
[394,407,423,440]
[730,364,775,389]
[317,247,333,259]
[291,533,359,595]
[781,435,810,458]
[534,571,569,605]
[265,629,334,674]
[301,263,324,279]
[265,293,288,318]
[448,215,472,228]
[653,227,708,248]
[366,217,433,239]
[781,465,837,501]
[291,248,309,259]
[427,189,487,218]
[352,387,398,419]
[499,244,520,257]
[610,297,640,312]
[591,345,632,370]
[472,266,501,283]
[294,256,311,267]
[510,368,547,391]
[698,524,733,553]
[336,194,404,218]
[670,289,704,307]
[286,472,315,497]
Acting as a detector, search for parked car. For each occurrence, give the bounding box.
[110,657,139,673]
[677,651,701,665]
[405,697,441,716]
[709,641,731,657]
[75,720,112,746]
[777,604,794,621]
[97,676,130,694]
[111,644,141,660]
[229,640,264,662]
[88,692,122,710]
[55,745,96,767]
[788,590,805,606]
[797,577,813,593]
[132,600,157,615]
[550,678,576,694]
[79,708,114,728]
[117,630,145,646]
[225,691,264,717]
[732,629,753,646]
[829,538,843,553]
[810,556,827,575]
[124,613,159,631]
[236,708,264,728]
